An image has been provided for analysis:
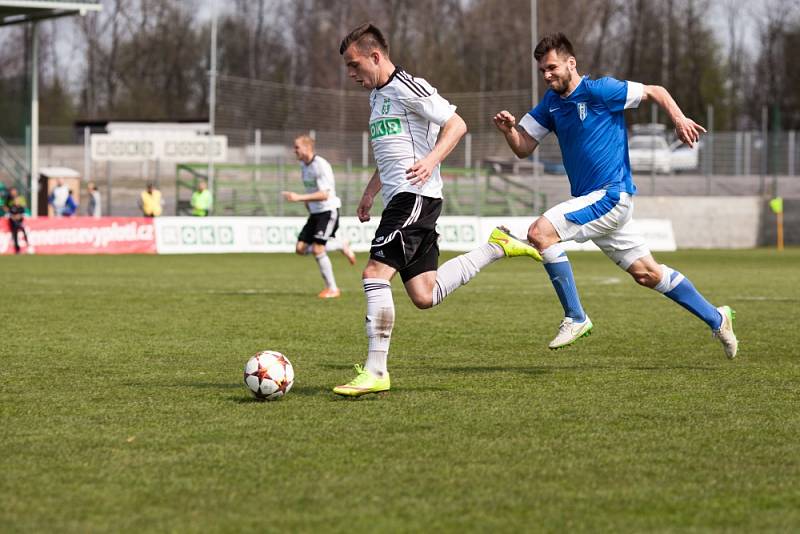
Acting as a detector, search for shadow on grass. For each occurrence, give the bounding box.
[229,395,264,404]
[626,365,719,372]
[425,364,719,375]
[316,362,364,370]
[188,382,242,389]
[426,365,554,376]
[326,386,450,401]
[208,290,310,297]
[228,384,453,404]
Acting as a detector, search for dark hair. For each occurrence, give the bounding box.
[534,32,575,61]
[339,23,389,56]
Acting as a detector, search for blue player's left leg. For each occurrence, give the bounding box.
[528,215,592,350]
[626,255,738,358]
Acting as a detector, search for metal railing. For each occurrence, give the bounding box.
[0,134,29,196]
[174,162,542,218]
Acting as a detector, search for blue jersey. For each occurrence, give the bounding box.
[519,76,644,198]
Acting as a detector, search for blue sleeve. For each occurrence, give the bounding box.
[529,95,555,132]
[588,77,629,112]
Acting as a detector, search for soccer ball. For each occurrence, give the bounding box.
[243,351,294,401]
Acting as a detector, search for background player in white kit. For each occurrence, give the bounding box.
[333,23,541,397]
[282,134,356,299]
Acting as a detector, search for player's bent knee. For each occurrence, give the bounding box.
[527,222,554,251]
[410,294,433,310]
[630,270,659,288]
[527,227,543,249]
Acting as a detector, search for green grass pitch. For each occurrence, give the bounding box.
[2,249,799,532]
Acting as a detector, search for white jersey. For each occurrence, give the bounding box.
[368,67,456,205]
[301,155,341,214]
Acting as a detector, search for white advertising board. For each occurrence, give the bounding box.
[154,216,675,255]
[91,134,228,162]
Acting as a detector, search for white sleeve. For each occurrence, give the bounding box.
[625,81,644,109]
[400,91,456,127]
[518,114,550,142]
[317,160,335,192]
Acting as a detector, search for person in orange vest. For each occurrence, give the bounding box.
[138,182,163,217]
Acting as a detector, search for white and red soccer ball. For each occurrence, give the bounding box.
[243,351,294,401]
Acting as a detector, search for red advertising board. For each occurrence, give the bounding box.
[2,217,157,255]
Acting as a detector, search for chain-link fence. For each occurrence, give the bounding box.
[15,86,800,216]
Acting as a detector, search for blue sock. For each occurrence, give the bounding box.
[658,266,722,330]
[542,245,586,322]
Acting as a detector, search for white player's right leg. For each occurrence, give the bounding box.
[325,237,357,265]
[311,242,341,298]
[333,260,394,397]
[427,226,540,308]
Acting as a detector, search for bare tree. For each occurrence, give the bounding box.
[22,0,798,133]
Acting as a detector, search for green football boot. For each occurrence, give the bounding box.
[333,364,390,397]
[489,226,542,261]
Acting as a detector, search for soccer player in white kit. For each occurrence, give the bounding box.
[282,135,356,299]
[332,23,542,397]
[494,33,737,357]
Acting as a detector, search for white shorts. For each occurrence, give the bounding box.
[543,190,650,270]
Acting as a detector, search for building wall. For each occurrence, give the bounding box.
[634,197,764,249]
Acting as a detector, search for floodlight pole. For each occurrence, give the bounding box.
[207,0,218,214]
[530,0,539,176]
[30,21,39,218]
[530,0,538,111]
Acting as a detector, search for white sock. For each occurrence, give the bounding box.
[653,264,679,294]
[363,278,393,377]
[540,243,566,264]
[315,252,337,290]
[431,243,503,306]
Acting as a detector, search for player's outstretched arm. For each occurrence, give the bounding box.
[642,85,706,148]
[357,169,382,222]
[406,113,467,187]
[281,190,330,203]
[493,110,539,158]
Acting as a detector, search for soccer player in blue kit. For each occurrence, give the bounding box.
[494,33,738,357]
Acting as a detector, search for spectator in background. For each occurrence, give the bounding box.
[138,182,163,217]
[191,180,212,216]
[87,182,101,218]
[62,190,78,217]
[8,195,31,254]
[3,186,20,214]
[48,178,70,216]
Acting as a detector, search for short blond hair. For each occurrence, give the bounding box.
[294,134,315,149]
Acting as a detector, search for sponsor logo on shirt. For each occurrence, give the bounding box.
[578,102,587,121]
[370,118,403,139]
